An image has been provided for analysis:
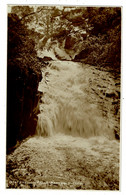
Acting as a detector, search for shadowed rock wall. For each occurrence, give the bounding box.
[7,13,42,152]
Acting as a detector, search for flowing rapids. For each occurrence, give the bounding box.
[36,61,114,139]
[6,61,119,190]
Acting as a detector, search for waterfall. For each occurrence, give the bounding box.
[36,61,115,139]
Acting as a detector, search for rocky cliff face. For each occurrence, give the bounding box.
[7,13,43,152]
[7,60,42,152]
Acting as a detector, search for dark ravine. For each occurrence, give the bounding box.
[7,13,43,153]
[7,61,42,153]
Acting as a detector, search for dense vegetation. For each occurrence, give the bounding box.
[74,7,121,72]
[10,6,121,71]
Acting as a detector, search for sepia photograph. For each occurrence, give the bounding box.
[5,2,121,191]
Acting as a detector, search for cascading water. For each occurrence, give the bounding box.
[6,60,119,190]
[36,61,114,139]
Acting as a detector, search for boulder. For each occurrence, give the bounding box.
[65,33,83,50]
[65,35,77,49]
[105,90,119,98]
[41,56,53,61]
[74,48,93,60]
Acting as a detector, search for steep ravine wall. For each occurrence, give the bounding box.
[7,62,42,152]
[7,13,43,153]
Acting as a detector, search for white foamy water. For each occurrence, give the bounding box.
[7,61,119,190]
[36,61,114,139]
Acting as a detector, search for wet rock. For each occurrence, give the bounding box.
[37,57,49,65]
[65,36,76,50]
[74,48,93,60]
[65,34,83,50]
[7,63,42,152]
[76,185,82,189]
[116,91,120,98]
[105,90,119,98]
[112,101,119,105]
[41,56,53,61]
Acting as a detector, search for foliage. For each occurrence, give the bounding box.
[31,6,120,71]
[73,7,121,71]
[11,6,34,24]
[8,13,42,74]
[8,5,121,84]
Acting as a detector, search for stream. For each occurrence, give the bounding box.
[6,60,120,190]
